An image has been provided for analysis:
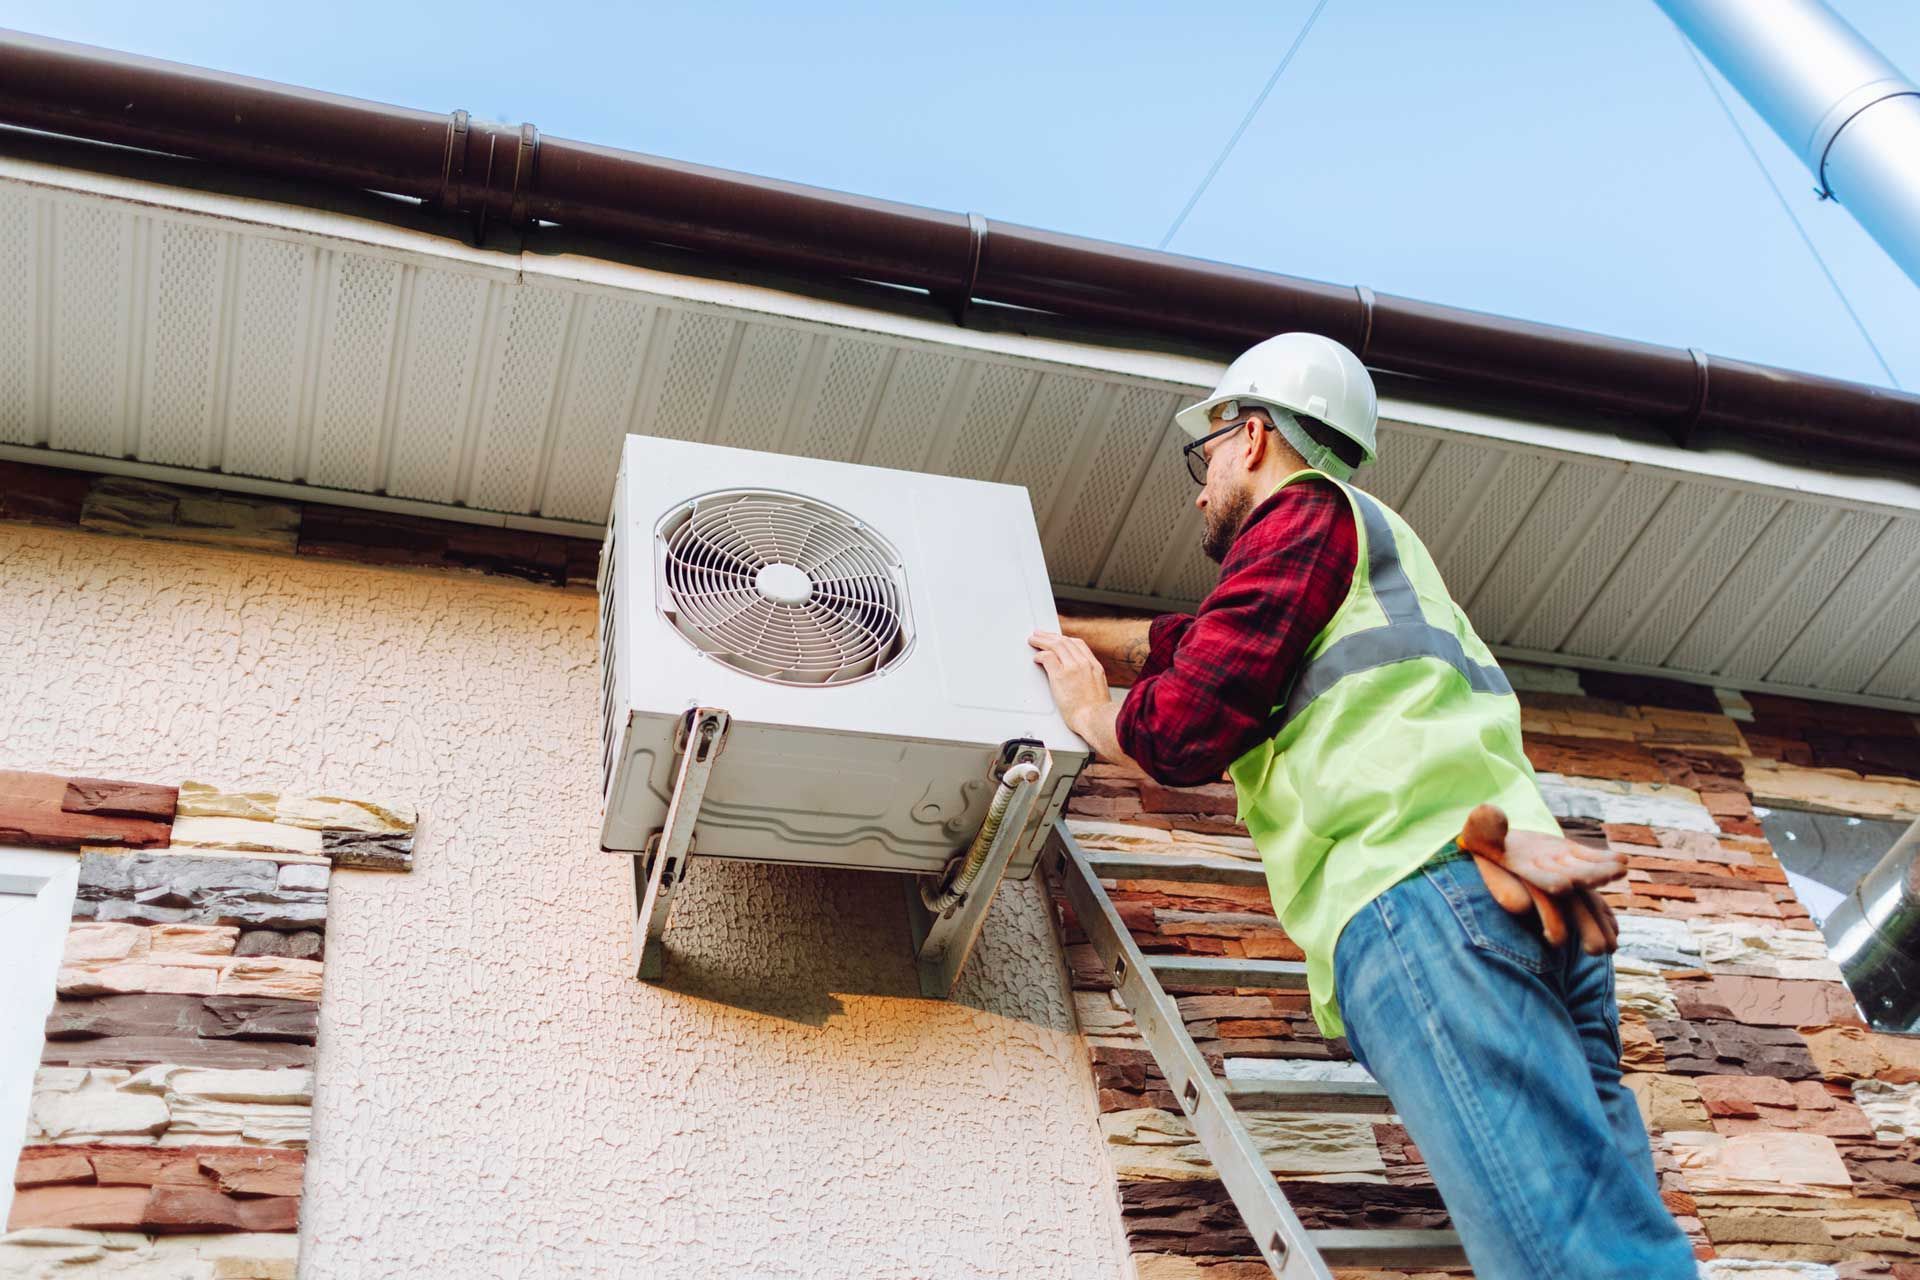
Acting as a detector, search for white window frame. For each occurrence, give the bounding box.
[0,846,79,1230]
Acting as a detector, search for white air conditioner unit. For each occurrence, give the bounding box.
[599,435,1089,994]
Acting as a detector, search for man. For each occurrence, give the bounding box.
[1028,333,1695,1279]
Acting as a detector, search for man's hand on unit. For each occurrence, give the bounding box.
[1028,631,1113,738]
[1458,804,1623,955]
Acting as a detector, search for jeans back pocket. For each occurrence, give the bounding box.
[1424,856,1555,975]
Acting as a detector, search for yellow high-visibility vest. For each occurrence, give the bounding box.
[1227,470,1561,1037]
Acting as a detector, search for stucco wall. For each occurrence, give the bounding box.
[0,523,1131,1280]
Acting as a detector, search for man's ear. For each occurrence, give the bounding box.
[1242,416,1270,468]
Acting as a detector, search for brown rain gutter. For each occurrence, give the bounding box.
[2,28,1917,464]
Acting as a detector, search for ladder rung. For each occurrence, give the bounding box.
[1225,1079,1393,1114]
[1083,850,1268,888]
[1144,954,1309,989]
[1308,1228,1467,1268]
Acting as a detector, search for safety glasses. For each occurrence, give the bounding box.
[1182,411,1279,485]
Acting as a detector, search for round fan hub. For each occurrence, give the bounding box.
[754,561,814,606]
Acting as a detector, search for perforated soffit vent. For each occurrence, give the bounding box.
[657,490,913,686]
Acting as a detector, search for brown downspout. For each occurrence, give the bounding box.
[2,28,1916,463]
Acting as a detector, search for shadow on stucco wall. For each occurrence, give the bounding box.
[647,856,1078,1038]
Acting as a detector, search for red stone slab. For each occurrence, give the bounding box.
[0,771,170,849]
[1703,791,1756,819]
[13,1148,95,1187]
[142,1187,299,1233]
[1690,976,1866,1029]
[1743,731,1815,766]
[1652,748,1748,785]
[1213,1019,1291,1037]
[1698,1074,1879,1139]
[86,1147,219,1190]
[10,1182,301,1233]
[22,1144,307,1199]
[1109,881,1274,914]
[197,1148,305,1197]
[7,1184,151,1230]
[61,777,178,822]
[1655,829,1725,857]
[1238,935,1307,961]
[1139,780,1239,817]
[1697,1074,1795,1115]
[1524,734,1667,782]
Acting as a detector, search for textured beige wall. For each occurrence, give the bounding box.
[0,523,1130,1280]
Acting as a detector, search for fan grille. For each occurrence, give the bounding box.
[658,489,912,685]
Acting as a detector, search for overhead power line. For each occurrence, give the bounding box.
[1672,26,1902,389]
[1157,0,1333,252]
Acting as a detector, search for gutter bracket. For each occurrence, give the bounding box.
[439,109,470,215]
[509,122,540,230]
[455,118,540,246]
[1352,285,1378,363]
[1669,347,1712,449]
[948,212,988,326]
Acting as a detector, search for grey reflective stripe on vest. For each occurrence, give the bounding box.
[1276,487,1512,729]
[1358,486,1424,627]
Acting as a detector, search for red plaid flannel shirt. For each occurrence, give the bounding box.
[1115,477,1357,787]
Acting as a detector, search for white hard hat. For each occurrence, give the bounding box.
[1175,333,1379,468]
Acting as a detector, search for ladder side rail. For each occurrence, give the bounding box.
[1047,821,1335,1280]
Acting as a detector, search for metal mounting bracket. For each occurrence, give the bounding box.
[633,706,729,981]
[907,741,1050,998]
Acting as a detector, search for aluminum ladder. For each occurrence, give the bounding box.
[1046,820,1468,1279]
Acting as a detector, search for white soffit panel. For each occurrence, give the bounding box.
[222,237,311,482]
[0,157,1917,710]
[385,268,487,504]
[0,184,34,446]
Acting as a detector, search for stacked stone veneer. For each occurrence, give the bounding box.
[1055,670,1920,1280]
[0,776,413,1280]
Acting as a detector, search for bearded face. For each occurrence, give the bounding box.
[1200,472,1255,564]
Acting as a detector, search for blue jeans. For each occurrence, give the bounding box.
[1333,851,1697,1280]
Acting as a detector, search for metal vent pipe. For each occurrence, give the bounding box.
[3,29,1920,463]
[1658,0,1920,288]
[1825,816,1920,1034]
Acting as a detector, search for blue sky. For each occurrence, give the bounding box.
[14,1,1920,389]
